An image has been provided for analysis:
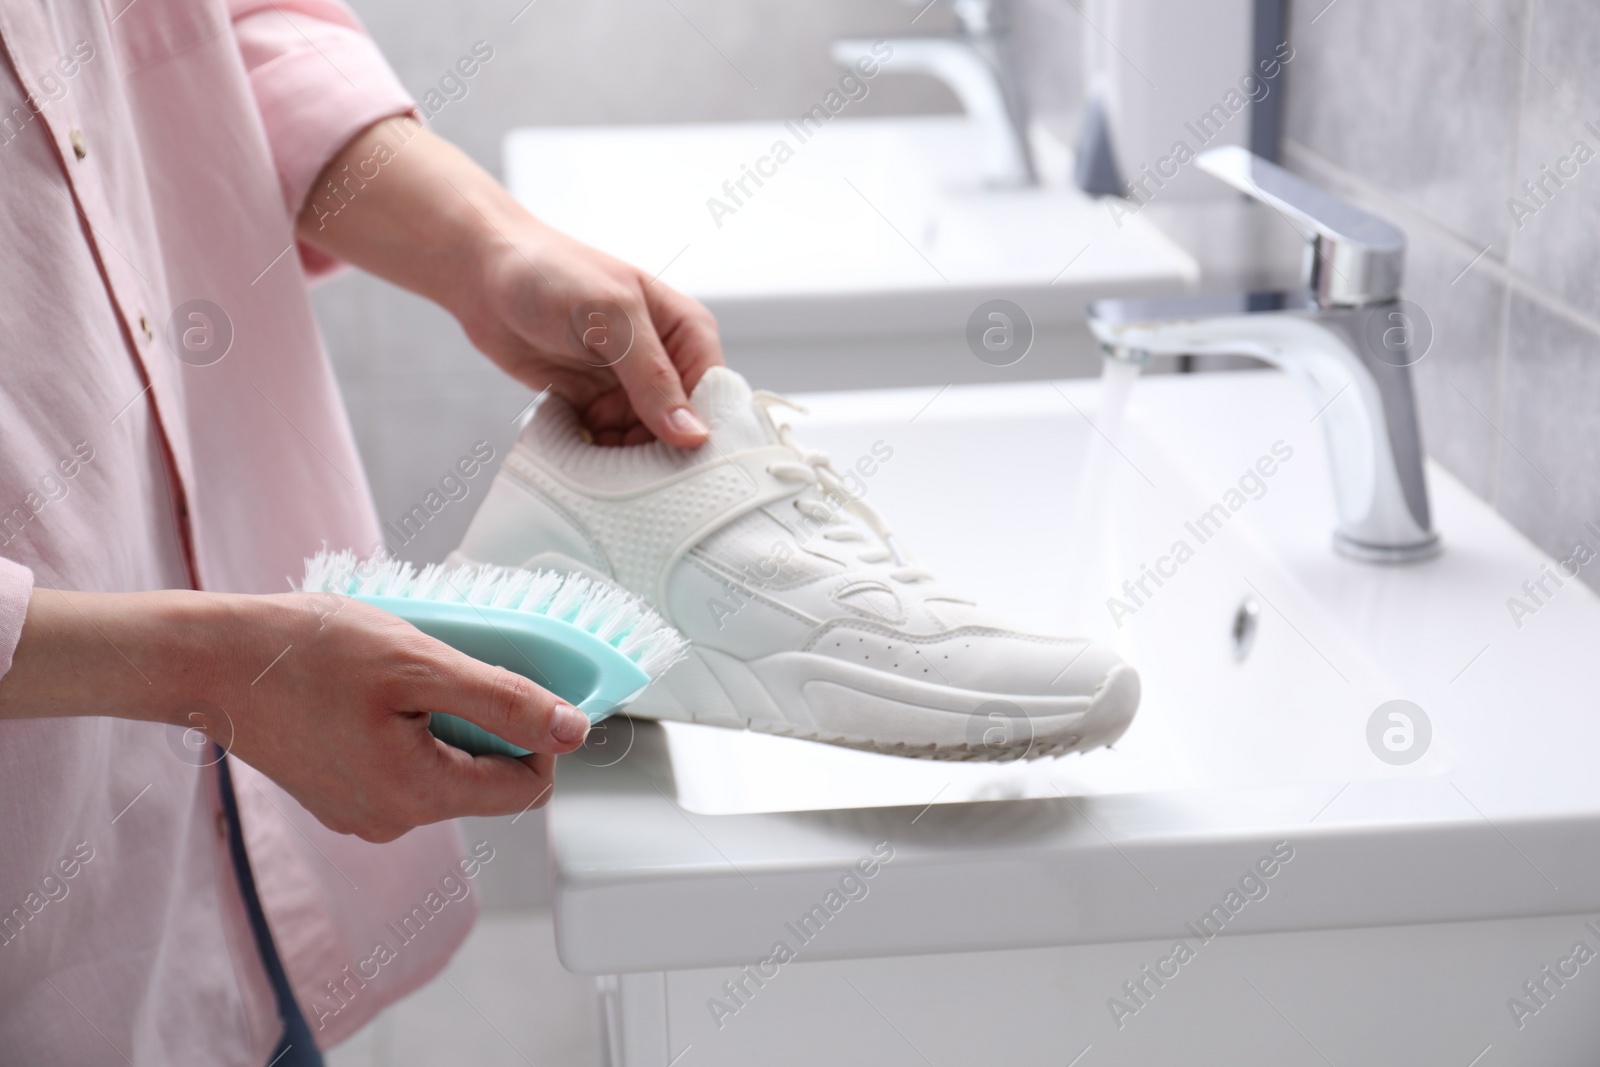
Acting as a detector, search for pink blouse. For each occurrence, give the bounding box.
[0,2,476,1062]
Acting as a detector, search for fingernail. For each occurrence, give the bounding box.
[666,406,709,439]
[552,703,589,745]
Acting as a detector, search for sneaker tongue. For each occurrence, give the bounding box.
[688,366,779,451]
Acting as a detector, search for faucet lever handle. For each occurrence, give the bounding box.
[1197,145,1405,308]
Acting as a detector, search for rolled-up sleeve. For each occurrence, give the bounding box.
[0,557,34,681]
[229,0,416,274]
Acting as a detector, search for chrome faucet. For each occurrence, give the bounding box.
[832,0,1036,187]
[1087,146,1440,563]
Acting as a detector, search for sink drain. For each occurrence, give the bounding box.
[1232,597,1260,661]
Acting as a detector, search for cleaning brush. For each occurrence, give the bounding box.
[299,549,689,758]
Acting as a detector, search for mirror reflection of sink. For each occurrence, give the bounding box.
[504,117,1198,380]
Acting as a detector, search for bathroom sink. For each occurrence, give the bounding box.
[503,117,1198,385]
[548,370,1600,984]
[651,369,1439,816]
[596,364,1598,818]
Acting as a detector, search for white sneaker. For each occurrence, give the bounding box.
[451,368,1139,761]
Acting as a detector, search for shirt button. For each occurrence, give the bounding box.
[69,129,86,160]
[215,811,228,840]
[139,314,153,343]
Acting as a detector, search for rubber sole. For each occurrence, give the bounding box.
[627,648,1141,763]
[807,664,1141,762]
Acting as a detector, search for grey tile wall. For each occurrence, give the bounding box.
[1281,0,1600,584]
[1506,0,1600,323]
[1497,294,1600,549]
[1282,0,1526,252]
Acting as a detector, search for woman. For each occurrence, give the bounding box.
[0,2,721,1063]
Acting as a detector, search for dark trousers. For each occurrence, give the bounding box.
[217,751,326,1067]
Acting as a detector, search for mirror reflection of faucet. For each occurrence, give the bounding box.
[831,0,1037,187]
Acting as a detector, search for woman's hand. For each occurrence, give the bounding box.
[214,591,589,841]
[0,587,588,842]
[295,117,724,448]
[461,217,722,446]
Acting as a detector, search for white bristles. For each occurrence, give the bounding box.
[297,549,689,679]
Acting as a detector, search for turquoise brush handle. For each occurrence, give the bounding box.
[356,595,651,758]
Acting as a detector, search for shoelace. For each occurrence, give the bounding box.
[755,390,934,585]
